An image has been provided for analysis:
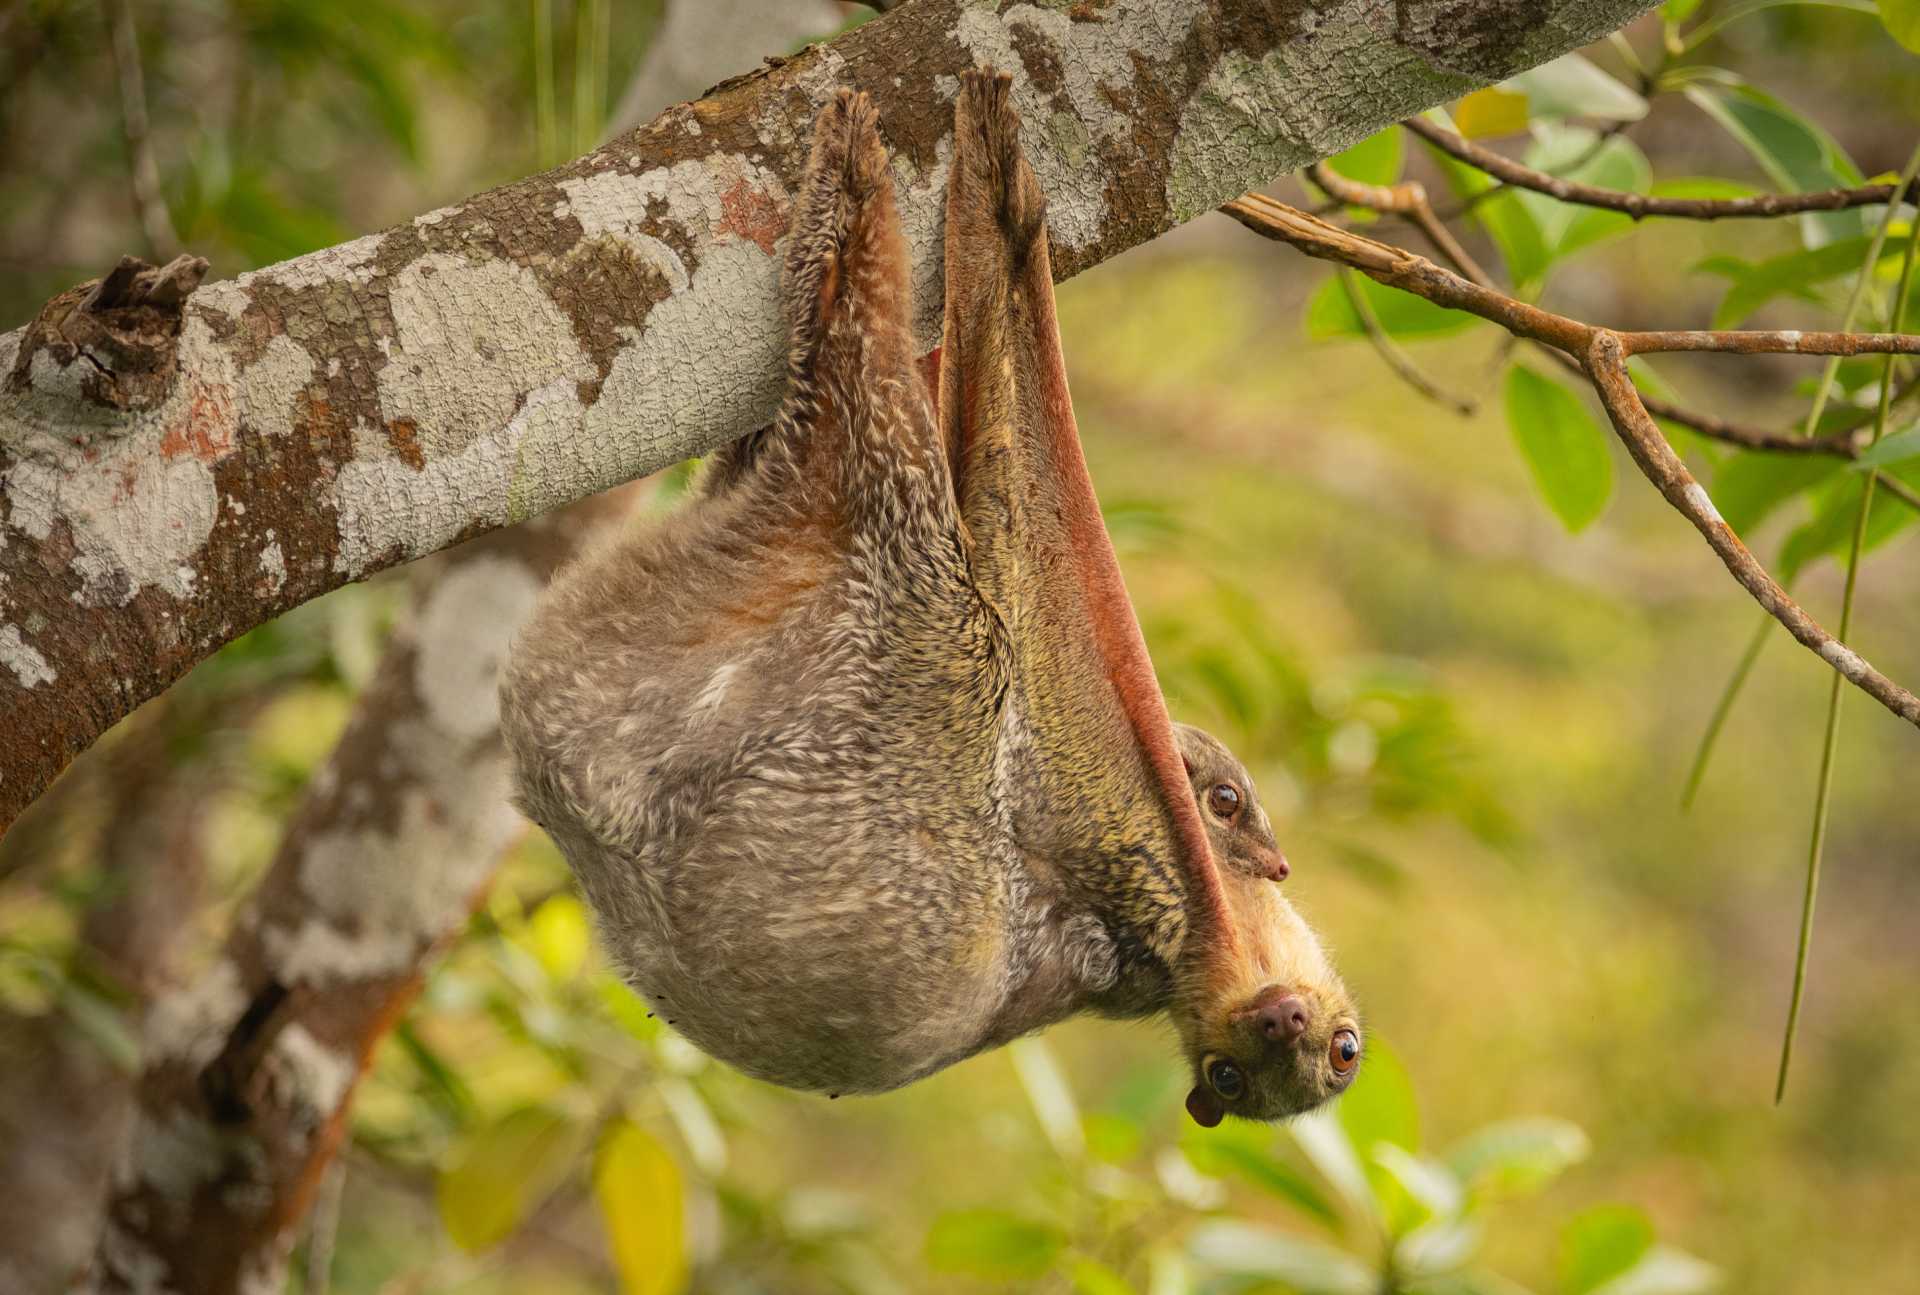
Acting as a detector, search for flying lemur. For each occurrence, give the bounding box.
[501,71,1359,1127]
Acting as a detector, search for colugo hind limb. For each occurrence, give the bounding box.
[501,72,1359,1125]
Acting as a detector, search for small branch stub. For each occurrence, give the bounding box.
[7,253,209,413]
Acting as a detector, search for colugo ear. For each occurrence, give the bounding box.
[1186,1084,1225,1128]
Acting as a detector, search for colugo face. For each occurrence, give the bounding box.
[1172,724,1362,1126]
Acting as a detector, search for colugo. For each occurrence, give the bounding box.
[501,71,1360,1126]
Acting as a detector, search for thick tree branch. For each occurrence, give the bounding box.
[1222,193,1920,731]
[1404,116,1920,219]
[91,493,630,1294]
[0,0,1664,836]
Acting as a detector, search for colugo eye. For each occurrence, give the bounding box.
[1206,783,1241,818]
[1330,1029,1360,1074]
[1206,1056,1246,1100]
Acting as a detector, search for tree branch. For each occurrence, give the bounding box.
[91,492,631,1294]
[1404,115,1920,219]
[1222,192,1920,731]
[0,0,1665,836]
[1305,155,1920,498]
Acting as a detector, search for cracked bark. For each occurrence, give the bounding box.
[0,0,1661,836]
[89,490,633,1294]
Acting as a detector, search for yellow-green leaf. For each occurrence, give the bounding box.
[437,1105,581,1252]
[595,1121,688,1295]
[1325,126,1404,186]
[1453,87,1528,139]
[1882,0,1920,53]
[528,893,592,980]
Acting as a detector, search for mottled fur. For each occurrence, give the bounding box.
[501,74,1358,1120]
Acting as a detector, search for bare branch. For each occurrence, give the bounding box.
[1405,116,1920,219]
[104,0,177,259]
[0,0,1668,836]
[1303,162,1920,493]
[1221,193,1920,732]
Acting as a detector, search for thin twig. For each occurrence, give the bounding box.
[1334,266,1479,415]
[1302,164,1920,503]
[1220,193,1920,732]
[1778,181,1920,1104]
[104,0,176,258]
[1405,116,1920,220]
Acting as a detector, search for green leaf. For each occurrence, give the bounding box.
[439,1105,583,1252]
[1395,1217,1483,1280]
[1182,1124,1342,1228]
[1780,464,1920,579]
[1504,367,1614,532]
[1698,235,1895,328]
[1336,1034,1419,1157]
[1371,1145,1464,1220]
[1291,1109,1375,1217]
[1664,0,1705,19]
[1710,452,1845,534]
[1854,424,1920,468]
[526,894,591,980]
[1502,54,1648,122]
[1561,1205,1655,1295]
[1881,0,1920,52]
[926,1210,1065,1280]
[1327,126,1404,185]
[1649,176,1757,202]
[595,1121,688,1295]
[1682,84,1866,245]
[1069,1256,1137,1295]
[1475,190,1553,289]
[1590,1245,1722,1295]
[1515,126,1652,262]
[1306,274,1478,340]
[1445,1118,1590,1197]
[1454,88,1529,139]
[1186,1222,1374,1295]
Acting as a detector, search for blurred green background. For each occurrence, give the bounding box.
[2,1,1918,1292]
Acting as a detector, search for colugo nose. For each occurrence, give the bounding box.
[1257,993,1310,1043]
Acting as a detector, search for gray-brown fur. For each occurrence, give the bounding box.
[501,74,1358,1120]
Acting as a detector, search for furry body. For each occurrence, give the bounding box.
[503,76,1358,1117]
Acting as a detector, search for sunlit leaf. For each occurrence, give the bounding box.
[926,1210,1064,1280]
[1083,1112,1144,1164]
[1881,0,1920,52]
[1182,1123,1341,1229]
[527,894,591,980]
[439,1105,582,1252]
[1502,54,1647,121]
[595,1120,688,1295]
[1395,1216,1483,1279]
[1306,273,1479,339]
[1011,1037,1084,1159]
[1454,88,1529,139]
[1291,1108,1375,1217]
[1664,0,1705,19]
[1069,1256,1137,1295]
[1444,1117,1590,1198]
[1590,1245,1722,1295]
[1372,1144,1464,1220]
[1186,1222,1374,1295]
[1337,1034,1419,1159]
[1561,1205,1655,1295]
[1327,126,1405,185]
[1504,367,1614,531]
